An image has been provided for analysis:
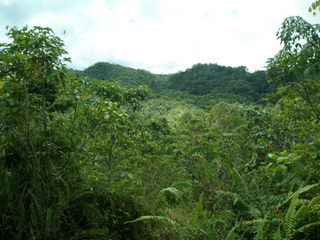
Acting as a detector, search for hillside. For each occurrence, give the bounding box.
[70,62,273,104]
[167,63,272,102]
[81,62,168,89]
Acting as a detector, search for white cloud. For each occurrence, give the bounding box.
[0,0,319,73]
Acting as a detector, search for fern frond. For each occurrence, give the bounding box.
[241,218,268,240]
[273,225,283,240]
[160,187,184,202]
[125,215,176,225]
[279,183,320,239]
[295,205,307,221]
[307,195,320,210]
[191,199,206,226]
[225,222,241,240]
[282,183,319,206]
[284,194,298,236]
[70,190,94,203]
[290,221,320,238]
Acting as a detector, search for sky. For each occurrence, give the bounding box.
[0,0,319,74]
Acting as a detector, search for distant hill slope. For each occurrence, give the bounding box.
[167,63,272,102]
[82,62,168,88]
[69,62,272,104]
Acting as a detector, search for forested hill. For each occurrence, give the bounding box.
[70,62,272,103]
[74,62,168,89]
[167,63,272,102]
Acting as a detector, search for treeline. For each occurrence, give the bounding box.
[70,62,273,105]
[167,63,272,102]
[71,62,168,89]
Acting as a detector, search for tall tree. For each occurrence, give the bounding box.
[267,16,320,120]
[0,26,73,239]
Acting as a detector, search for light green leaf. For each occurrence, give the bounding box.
[0,81,5,89]
[268,153,279,160]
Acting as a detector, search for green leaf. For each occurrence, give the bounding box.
[274,171,284,183]
[268,153,279,160]
[45,208,53,229]
[276,156,288,164]
[0,81,5,89]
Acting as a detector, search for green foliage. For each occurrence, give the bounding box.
[267,16,320,121]
[76,62,272,106]
[167,63,272,102]
[0,25,75,240]
[0,26,153,240]
[83,62,167,89]
[1,11,320,240]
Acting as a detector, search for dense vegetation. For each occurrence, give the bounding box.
[77,61,272,106]
[167,64,271,102]
[81,62,168,89]
[1,10,320,240]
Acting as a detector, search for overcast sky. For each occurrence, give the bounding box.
[0,0,319,74]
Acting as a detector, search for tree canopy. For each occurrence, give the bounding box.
[167,63,272,102]
[267,16,320,120]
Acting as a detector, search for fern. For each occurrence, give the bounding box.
[241,218,269,240]
[225,222,241,240]
[283,194,299,237]
[229,183,320,239]
[274,183,320,240]
[191,198,206,227]
[291,221,320,238]
[295,205,307,221]
[254,217,268,240]
[307,195,320,210]
[273,225,283,240]
[160,187,184,204]
[281,183,319,206]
